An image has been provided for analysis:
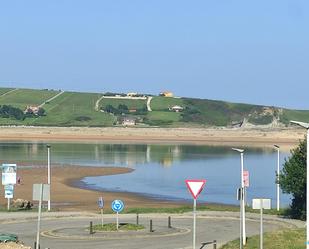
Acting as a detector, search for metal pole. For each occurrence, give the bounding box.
[116,212,119,230]
[36,184,43,249]
[307,129,309,249]
[260,199,263,249]
[277,147,280,211]
[136,213,139,225]
[193,198,196,249]
[240,152,246,245]
[47,145,51,212]
[7,198,10,211]
[101,209,104,228]
[239,190,243,249]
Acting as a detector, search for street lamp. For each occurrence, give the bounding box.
[232,148,246,247]
[47,145,51,211]
[274,145,280,211]
[290,120,309,248]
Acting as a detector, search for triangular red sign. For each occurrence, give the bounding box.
[185,179,206,199]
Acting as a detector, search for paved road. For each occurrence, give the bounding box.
[0,211,304,249]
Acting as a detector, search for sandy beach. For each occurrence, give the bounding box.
[0,126,306,211]
[0,126,305,148]
[0,165,184,211]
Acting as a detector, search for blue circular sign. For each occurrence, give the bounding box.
[111,199,124,213]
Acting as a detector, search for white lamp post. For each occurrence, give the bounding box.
[274,145,280,211]
[290,120,309,249]
[232,148,246,247]
[47,145,51,211]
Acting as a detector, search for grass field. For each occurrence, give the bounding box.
[1,87,309,127]
[150,96,185,111]
[220,229,305,249]
[0,88,14,96]
[99,98,147,110]
[0,88,58,109]
[34,92,115,126]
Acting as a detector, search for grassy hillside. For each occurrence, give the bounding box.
[0,87,309,127]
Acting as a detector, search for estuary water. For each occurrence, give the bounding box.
[0,142,291,206]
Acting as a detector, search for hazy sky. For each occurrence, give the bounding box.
[0,1,308,109]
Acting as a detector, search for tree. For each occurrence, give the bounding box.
[280,138,306,220]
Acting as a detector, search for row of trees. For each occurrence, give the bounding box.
[0,105,46,120]
[103,104,147,115]
[0,105,25,120]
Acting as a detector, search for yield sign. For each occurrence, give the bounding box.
[185,179,206,199]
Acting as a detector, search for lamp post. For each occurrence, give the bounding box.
[47,145,51,211]
[274,145,280,211]
[290,120,309,249]
[232,148,246,247]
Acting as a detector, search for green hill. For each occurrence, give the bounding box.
[0,87,308,127]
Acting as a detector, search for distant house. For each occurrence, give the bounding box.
[24,105,41,115]
[120,116,137,126]
[170,105,184,112]
[127,92,138,97]
[159,91,174,97]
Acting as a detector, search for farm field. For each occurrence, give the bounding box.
[0,88,14,96]
[1,87,309,127]
[0,88,58,109]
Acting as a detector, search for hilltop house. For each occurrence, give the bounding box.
[159,91,174,97]
[119,116,137,126]
[24,105,41,115]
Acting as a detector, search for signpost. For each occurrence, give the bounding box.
[243,171,249,187]
[2,164,17,185]
[111,199,124,230]
[98,197,104,227]
[2,164,17,211]
[252,198,271,249]
[33,184,50,249]
[185,179,206,249]
[5,184,14,210]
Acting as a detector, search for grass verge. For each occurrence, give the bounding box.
[92,223,145,231]
[220,228,305,249]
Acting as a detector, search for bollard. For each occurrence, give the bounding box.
[90,221,93,234]
[168,216,172,228]
[150,219,153,232]
[34,242,40,249]
[213,240,217,249]
[136,213,139,225]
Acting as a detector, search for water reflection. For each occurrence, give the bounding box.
[0,142,291,206]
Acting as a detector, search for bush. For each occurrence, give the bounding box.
[280,138,306,220]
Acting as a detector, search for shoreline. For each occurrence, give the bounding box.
[0,165,186,211]
[0,126,306,151]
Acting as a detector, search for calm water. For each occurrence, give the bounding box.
[0,142,291,206]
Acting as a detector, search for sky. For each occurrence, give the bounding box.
[0,0,308,109]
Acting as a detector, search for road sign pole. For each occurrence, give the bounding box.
[240,152,246,246]
[116,211,119,231]
[239,191,243,249]
[47,145,51,212]
[260,199,263,249]
[193,198,196,249]
[7,198,10,211]
[101,209,104,228]
[36,184,43,249]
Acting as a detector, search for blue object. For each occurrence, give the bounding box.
[111,200,124,213]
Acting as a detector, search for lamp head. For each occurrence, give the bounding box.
[290,120,309,129]
[274,144,280,149]
[232,148,244,153]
